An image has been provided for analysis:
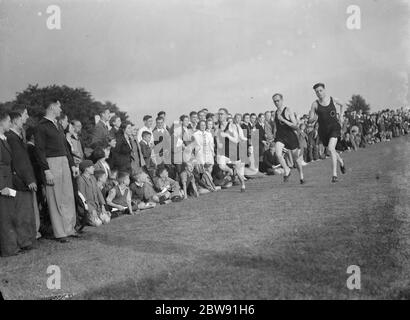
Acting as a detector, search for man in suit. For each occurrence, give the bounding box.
[0,110,22,257]
[5,111,37,250]
[91,108,111,148]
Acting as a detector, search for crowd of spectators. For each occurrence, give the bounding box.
[0,99,408,256]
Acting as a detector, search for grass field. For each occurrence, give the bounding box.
[1,136,409,300]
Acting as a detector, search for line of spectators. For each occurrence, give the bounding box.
[0,99,408,257]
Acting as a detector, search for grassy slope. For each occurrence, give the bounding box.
[0,136,409,300]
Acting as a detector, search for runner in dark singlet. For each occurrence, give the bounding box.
[308,83,346,183]
[272,93,305,184]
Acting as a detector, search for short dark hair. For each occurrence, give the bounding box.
[12,104,27,115]
[117,171,130,184]
[179,114,188,122]
[189,111,198,118]
[0,109,10,121]
[258,113,264,118]
[94,169,107,181]
[157,111,166,117]
[143,115,152,122]
[250,113,257,118]
[205,113,214,120]
[156,116,164,122]
[156,165,168,177]
[9,111,22,122]
[44,98,59,110]
[142,130,151,138]
[110,115,120,125]
[100,108,110,115]
[120,121,132,132]
[91,146,106,162]
[272,93,283,100]
[313,83,325,90]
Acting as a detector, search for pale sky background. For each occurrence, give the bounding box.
[0,0,409,125]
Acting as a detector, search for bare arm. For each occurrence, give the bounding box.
[126,190,133,213]
[106,188,126,210]
[191,180,199,197]
[278,107,299,130]
[333,97,345,123]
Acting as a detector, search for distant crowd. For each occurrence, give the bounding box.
[0,99,409,256]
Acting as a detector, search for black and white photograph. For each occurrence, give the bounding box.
[0,0,409,305]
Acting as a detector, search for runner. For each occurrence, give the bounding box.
[272,93,305,184]
[308,83,346,182]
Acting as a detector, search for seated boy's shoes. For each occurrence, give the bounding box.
[158,195,168,203]
[87,212,102,227]
[221,181,233,189]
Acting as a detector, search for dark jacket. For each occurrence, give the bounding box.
[91,120,110,148]
[111,133,133,172]
[255,122,267,156]
[139,140,155,169]
[5,130,36,191]
[0,138,13,190]
[34,117,75,171]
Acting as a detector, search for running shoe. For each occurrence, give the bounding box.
[340,161,346,174]
[331,176,338,183]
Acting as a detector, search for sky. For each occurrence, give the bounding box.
[0,0,409,125]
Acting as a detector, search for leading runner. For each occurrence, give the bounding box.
[308,83,346,182]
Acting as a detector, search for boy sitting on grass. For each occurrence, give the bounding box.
[106,171,138,216]
[180,162,200,198]
[101,168,119,198]
[155,165,183,202]
[77,160,110,226]
[94,169,108,192]
[200,163,221,192]
[130,170,164,208]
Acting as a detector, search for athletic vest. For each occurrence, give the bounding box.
[275,107,293,136]
[316,97,339,128]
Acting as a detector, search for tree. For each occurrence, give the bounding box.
[346,94,371,114]
[0,84,130,147]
